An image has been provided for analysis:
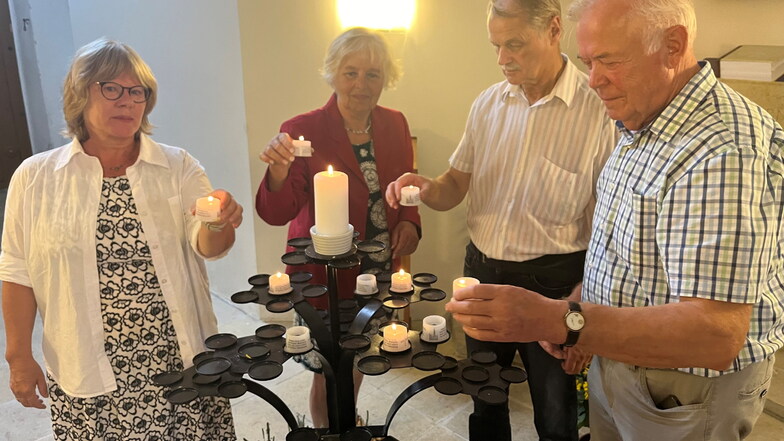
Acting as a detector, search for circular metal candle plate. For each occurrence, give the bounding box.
[434,377,463,395]
[165,387,199,404]
[238,342,270,360]
[196,357,231,376]
[340,427,372,441]
[477,385,507,406]
[287,237,312,249]
[192,373,221,385]
[411,351,446,371]
[192,351,215,365]
[247,274,270,286]
[248,361,284,381]
[205,333,237,350]
[500,367,528,384]
[441,356,458,371]
[339,312,355,324]
[419,288,447,302]
[302,285,328,298]
[281,251,309,266]
[462,365,490,383]
[382,296,410,309]
[339,334,371,351]
[420,330,451,345]
[267,299,294,313]
[289,271,313,284]
[218,380,247,399]
[286,428,320,441]
[376,271,392,283]
[256,324,286,339]
[412,272,437,285]
[152,371,182,386]
[471,350,498,364]
[231,290,258,304]
[356,240,385,253]
[330,255,361,269]
[339,299,358,311]
[357,355,391,376]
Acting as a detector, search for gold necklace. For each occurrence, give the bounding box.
[345,120,372,134]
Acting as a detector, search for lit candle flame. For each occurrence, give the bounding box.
[298,136,304,141]
[408,185,415,189]
[391,323,397,331]
[275,272,282,277]
[399,269,405,276]
[207,196,215,202]
[458,278,465,285]
[328,165,334,175]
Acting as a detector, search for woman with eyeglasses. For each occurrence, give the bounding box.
[0,38,240,440]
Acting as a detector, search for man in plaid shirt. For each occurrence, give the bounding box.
[447,0,784,439]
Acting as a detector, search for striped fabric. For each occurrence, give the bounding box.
[450,56,617,262]
[583,63,784,376]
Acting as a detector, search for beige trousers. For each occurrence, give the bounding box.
[587,355,774,441]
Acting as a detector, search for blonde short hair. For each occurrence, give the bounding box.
[321,27,401,89]
[62,38,157,141]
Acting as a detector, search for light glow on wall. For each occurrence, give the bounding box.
[338,0,416,30]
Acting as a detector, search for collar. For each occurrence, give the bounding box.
[501,54,577,107]
[53,133,169,171]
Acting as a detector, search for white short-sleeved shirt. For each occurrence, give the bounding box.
[450,56,617,262]
[0,134,227,397]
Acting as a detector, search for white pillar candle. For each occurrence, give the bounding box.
[382,322,410,352]
[284,326,313,353]
[422,315,449,342]
[400,185,421,206]
[313,165,349,235]
[195,196,221,222]
[452,277,480,297]
[268,272,292,295]
[292,135,312,157]
[390,269,413,292]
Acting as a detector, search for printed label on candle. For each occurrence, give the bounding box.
[195,196,221,222]
[400,185,421,206]
[285,326,312,353]
[292,136,312,157]
[382,323,410,352]
[422,315,449,342]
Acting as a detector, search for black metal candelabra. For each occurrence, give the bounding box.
[153,236,527,441]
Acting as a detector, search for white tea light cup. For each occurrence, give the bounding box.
[284,326,313,353]
[422,315,449,342]
[400,185,421,206]
[292,136,312,157]
[355,273,378,295]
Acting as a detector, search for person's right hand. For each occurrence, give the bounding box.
[385,173,432,209]
[9,357,48,409]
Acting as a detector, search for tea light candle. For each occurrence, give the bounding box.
[422,315,449,342]
[452,277,480,296]
[355,273,378,295]
[268,272,292,295]
[390,269,413,292]
[292,135,312,157]
[400,185,421,206]
[382,323,410,352]
[284,326,313,353]
[195,196,221,222]
[314,165,349,235]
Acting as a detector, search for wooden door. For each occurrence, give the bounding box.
[0,1,32,189]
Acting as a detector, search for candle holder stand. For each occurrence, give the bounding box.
[153,236,527,440]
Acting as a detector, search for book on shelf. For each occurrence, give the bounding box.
[720,45,784,82]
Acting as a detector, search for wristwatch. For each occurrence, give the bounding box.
[563,301,584,347]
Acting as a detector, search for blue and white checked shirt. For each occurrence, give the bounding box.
[583,63,784,377]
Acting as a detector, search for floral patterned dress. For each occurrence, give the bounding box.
[47,176,236,441]
[351,140,391,274]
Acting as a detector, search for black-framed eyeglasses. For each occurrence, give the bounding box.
[95,81,151,103]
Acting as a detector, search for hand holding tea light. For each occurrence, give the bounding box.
[390,269,413,292]
[268,272,292,295]
[292,136,312,157]
[400,185,421,206]
[452,277,480,297]
[195,195,221,222]
[382,322,410,352]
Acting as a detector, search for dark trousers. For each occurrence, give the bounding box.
[464,242,584,441]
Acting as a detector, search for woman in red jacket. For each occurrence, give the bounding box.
[256,27,421,428]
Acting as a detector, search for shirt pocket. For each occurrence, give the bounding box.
[526,156,589,226]
[629,191,663,296]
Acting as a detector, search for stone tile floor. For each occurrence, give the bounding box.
[0,291,782,440]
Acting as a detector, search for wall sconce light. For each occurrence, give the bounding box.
[338,0,416,31]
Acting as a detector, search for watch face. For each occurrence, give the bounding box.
[565,312,584,331]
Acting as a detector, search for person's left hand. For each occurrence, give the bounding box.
[390,221,419,259]
[210,189,243,229]
[539,341,592,375]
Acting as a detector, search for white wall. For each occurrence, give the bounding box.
[11,0,256,298]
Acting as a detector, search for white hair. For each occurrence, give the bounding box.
[567,0,696,54]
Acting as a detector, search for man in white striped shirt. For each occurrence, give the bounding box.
[387,1,616,439]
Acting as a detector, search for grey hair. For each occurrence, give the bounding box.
[320,27,401,89]
[567,0,696,54]
[62,38,157,141]
[488,0,562,30]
